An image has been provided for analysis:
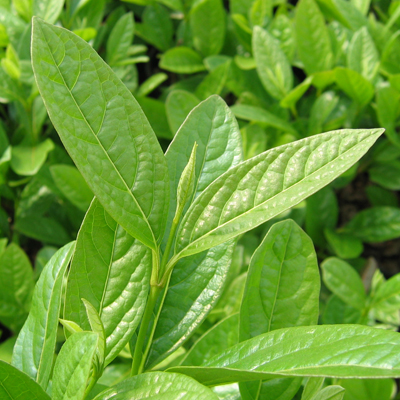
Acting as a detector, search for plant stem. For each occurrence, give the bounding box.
[83,373,98,400]
[159,217,179,277]
[131,283,161,376]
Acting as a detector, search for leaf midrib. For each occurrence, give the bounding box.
[36,21,156,249]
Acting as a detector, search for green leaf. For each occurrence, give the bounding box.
[0,360,50,400]
[0,243,34,332]
[82,299,106,369]
[338,378,394,400]
[181,314,239,366]
[195,60,231,100]
[313,386,345,400]
[369,160,400,190]
[33,0,65,24]
[371,273,400,313]
[344,206,400,243]
[135,4,173,52]
[50,164,93,211]
[324,229,363,259]
[147,240,237,368]
[10,139,54,176]
[347,27,379,82]
[302,378,325,400]
[52,332,98,400]
[366,185,398,208]
[12,242,75,389]
[335,67,374,107]
[280,77,313,109]
[165,90,200,134]
[93,371,219,400]
[175,129,383,258]
[239,219,318,400]
[295,0,333,74]
[190,0,226,57]
[322,295,360,325]
[160,46,206,74]
[64,199,151,366]
[305,187,338,247]
[137,73,168,97]
[231,104,299,137]
[32,18,169,250]
[321,258,366,311]
[106,12,134,65]
[169,325,400,385]
[381,31,400,76]
[240,219,319,341]
[253,26,293,100]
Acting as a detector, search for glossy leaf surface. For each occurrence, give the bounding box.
[52,332,98,400]
[175,129,383,258]
[64,199,151,366]
[12,242,75,389]
[93,371,219,400]
[32,18,169,250]
[170,325,400,385]
[0,360,50,400]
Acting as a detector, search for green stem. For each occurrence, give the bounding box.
[83,373,98,400]
[159,217,179,277]
[131,284,161,376]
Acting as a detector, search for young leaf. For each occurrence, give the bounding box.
[253,26,293,100]
[160,47,206,74]
[295,0,333,74]
[169,325,400,385]
[0,360,50,400]
[106,12,134,65]
[344,206,400,242]
[52,332,98,400]
[175,129,383,258]
[181,314,239,366]
[92,371,219,400]
[190,0,226,57]
[321,258,366,311]
[371,273,400,313]
[195,61,231,100]
[12,242,75,390]
[240,220,319,341]
[302,378,325,400]
[64,199,151,366]
[31,18,169,250]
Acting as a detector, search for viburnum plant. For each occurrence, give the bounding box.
[2,18,400,400]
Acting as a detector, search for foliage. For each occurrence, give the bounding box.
[1,0,400,399]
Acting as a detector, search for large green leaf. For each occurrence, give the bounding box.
[295,0,333,74]
[12,242,75,390]
[253,26,293,100]
[181,314,239,366]
[0,243,34,332]
[31,18,169,250]
[321,258,366,311]
[64,199,151,366]
[52,332,98,400]
[93,371,219,400]
[174,129,383,258]
[239,219,318,400]
[190,0,226,57]
[169,325,400,385]
[240,219,319,340]
[0,360,50,400]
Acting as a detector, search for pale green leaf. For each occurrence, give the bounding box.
[52,332,98,400]
[12,242,75,389]
[32,18,169,250]
[64,199,151,366]
[33,0,65,24]
[160,47,206,74]
[169,325,400,385]
[175,129,383,258]
[93,371,219,400]
[338,378,394,400]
